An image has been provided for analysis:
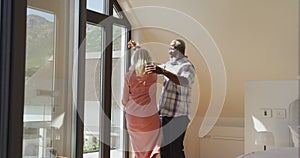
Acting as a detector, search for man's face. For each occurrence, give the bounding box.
[168,40,180,58]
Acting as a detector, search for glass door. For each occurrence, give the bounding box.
[111,25,128,157]
[82,23,129,158]
[83,23,103,158]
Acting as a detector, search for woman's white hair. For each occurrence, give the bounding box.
[130,48,152,76]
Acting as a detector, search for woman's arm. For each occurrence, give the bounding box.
[122,76,129,106]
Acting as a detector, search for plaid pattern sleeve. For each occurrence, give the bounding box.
[159,57,195,117]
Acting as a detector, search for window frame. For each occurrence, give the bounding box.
[0,0,27,158]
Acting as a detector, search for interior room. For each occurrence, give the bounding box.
[0,0,298,158]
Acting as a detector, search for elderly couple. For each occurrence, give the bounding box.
[122,39,195,158]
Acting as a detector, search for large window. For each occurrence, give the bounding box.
[1,0,130,158]
[23,8,56,157]
[23,0,79,157]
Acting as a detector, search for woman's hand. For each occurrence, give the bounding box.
[128,40,140,50]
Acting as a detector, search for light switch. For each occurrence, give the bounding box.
[260,108,272,118]
[273,109,286,119]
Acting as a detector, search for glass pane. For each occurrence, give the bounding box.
[113,6,122,19]
[24,8,56,158]
[87,0,106,14]
[24,0,79,157]
[111,25,127,157]
[83,24,103,158]
[86,24,103,54]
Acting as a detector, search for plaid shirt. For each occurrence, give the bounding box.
[159,57,195,117]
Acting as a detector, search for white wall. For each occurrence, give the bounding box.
[245,80,299,153]
[118,0,299,157]
[119,0,299,119]
[199,126,244,158]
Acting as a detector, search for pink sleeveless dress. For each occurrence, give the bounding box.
[122,71,161,158]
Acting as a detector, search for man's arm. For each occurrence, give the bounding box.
[145,64,189,87]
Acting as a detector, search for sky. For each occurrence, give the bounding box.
[27,8,54,22]
[87,0,104,13]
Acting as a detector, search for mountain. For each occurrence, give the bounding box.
[26,14,54,79]
[25,14,123,79]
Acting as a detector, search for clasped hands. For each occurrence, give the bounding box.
[145,63,164,74]
[127,40,140,50]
